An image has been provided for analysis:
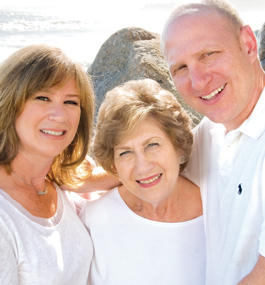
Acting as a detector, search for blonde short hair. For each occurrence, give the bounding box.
[0,44,94,188]
[93,79,193,175]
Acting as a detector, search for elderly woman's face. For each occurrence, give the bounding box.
[114,116,181,206]
[15,78,81,160]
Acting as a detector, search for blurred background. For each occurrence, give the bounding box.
[0,0,264,68]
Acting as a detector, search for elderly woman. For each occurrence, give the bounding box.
[0,44,95,284]
[80,79,206,285]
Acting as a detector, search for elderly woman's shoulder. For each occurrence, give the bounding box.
[178,176,203,219]
[84,187,119,208]
[79,187,123,225]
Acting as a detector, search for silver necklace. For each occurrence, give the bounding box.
[12,171,48,196]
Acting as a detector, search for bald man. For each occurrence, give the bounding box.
[161,1,265,284]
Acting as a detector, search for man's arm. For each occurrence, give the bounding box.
[78,166,121,192]
[238,255,265,284]
[62,157,121,193]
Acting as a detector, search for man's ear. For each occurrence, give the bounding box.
[240,25,258,62]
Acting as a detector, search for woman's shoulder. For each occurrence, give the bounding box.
[179,176,203,219]
[81,187,124,216]
[0,189,20,217]
[84,187,120,209]
[79,187,123,227]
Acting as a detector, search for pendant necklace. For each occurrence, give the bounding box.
[12,171,48,196]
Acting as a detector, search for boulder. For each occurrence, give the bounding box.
[257,23,265,70]
[88,27,203,126]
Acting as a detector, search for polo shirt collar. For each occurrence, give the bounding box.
[238,87,265,140]
[209,87,265,143]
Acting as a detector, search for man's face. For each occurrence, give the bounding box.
[163,10,258,131]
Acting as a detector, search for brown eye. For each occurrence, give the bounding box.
[65,100,79,106]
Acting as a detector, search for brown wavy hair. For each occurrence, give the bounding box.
[0,44,94,188]
[93,79,193,175]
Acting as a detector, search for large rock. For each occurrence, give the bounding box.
[88,27,203,126]
[257,23,265,70]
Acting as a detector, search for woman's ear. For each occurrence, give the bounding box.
[111,164,118,175]
[179,155,186,164]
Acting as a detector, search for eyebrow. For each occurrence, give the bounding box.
[114,143,131,151]
[114,136,162,151]
[66,94,79,98]
[142,137,161,145]
[38,89,80,98]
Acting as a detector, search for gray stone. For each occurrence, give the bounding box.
[257,23,265,70]
[88,27,203,127]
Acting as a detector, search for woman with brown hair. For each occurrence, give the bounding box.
[81,79,206,285]
[0,44,94,284]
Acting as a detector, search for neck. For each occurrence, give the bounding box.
[119,177,186,222]
[10,150,53,189]
[225,62,265,132]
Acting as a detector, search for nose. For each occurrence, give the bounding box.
[48,103,68,123]
[190,65,211,90]
[134,152,154,175]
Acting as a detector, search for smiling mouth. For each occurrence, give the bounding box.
[40,130,65,136]
[137,174,162,184]
[201,84,226,100]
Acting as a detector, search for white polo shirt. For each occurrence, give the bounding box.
[183,88,265,285]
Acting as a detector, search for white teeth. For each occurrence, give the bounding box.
[201,84,225,100]
[41,130,64,136]
[138,174,161,184]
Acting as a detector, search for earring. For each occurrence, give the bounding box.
[179,156,185,164]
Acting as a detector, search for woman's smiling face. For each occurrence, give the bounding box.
[114,116,181,206]
[15,78,81,161]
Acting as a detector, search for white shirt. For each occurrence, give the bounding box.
[183,88,265,284]
[81,187,206,285]
[0,185,93,285]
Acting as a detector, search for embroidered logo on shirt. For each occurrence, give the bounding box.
[238,183,243,195]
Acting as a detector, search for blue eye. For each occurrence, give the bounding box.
[148,143,159,147]
[201,51,219,60]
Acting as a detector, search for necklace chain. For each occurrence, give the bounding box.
[12,171,47,196]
